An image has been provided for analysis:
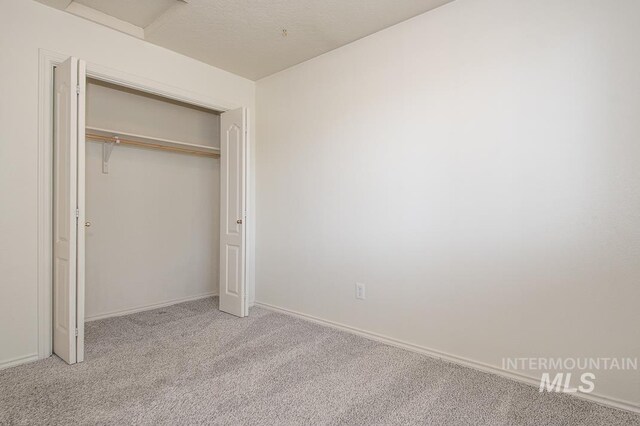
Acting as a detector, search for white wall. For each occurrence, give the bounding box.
[256,0,640,407]
[85,81,220,319]
[87,80,220,147]
[0,0,254,367]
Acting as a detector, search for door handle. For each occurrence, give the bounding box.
[85,221,91,227]
[236,219,242,224]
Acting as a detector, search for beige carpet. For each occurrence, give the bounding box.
[0,297,637,425]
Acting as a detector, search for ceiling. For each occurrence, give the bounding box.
[35,0,456,80]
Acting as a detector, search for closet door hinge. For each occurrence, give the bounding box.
[76,85,81,95]
[74,329,78,337]
[75,208,80,218]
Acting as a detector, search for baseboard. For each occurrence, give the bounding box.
[0,353,39,371]
[86,292,218,322]
[254,301,639,414]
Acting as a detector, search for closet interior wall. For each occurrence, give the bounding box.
[85,79,221,320]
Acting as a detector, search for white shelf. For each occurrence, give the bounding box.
[85,126,220,157]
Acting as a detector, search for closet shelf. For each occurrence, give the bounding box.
[85,127,221,158]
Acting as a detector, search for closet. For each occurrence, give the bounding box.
[84,79,221,321]
[51,57,247,365]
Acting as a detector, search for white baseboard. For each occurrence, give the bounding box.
[254,301,639,414]
[86,292,218,322]
[0,353,39,371]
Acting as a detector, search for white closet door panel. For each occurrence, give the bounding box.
[219,108,246,317]
[76,59,86,363]
[53,56,86,364]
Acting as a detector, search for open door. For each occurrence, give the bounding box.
[53,56,85,364]
[219,108,247,317]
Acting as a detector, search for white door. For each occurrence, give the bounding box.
[53,56,86,364]
[219,108,247,317]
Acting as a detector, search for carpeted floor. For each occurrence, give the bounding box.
[0,298,637,425]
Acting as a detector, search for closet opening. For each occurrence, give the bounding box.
[50,56,248,365]
[84,78,221,323]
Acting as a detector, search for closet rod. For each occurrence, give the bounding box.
[86,133,220,158]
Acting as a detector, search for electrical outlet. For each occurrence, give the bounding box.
[355,282,366,300]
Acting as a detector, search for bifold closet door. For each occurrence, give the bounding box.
[53,56,86,364]
[219,108,247,317]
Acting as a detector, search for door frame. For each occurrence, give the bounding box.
[37,49,251,360]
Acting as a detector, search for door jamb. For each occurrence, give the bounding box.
[37,48,250,359]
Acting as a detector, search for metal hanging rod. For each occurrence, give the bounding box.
[85,127,220,174]
[86,133,220,158]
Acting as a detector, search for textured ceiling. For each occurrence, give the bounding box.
[34,0,456,80]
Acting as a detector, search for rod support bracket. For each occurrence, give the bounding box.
[102,136,119,174]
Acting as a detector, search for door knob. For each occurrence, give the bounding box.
[236,219,242,224]
[85,221,91,227]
